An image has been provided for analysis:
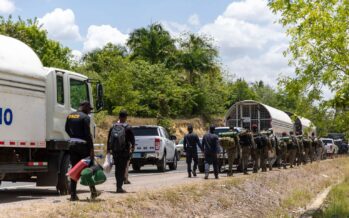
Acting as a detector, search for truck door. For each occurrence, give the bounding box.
[68,76,95,138]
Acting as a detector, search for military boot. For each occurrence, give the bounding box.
[192,171,197,177]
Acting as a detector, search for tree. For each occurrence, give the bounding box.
[127,23,176,65]
[269,0,349,134]
[226,79,257,107]
[0,16,72,69]
[176,34,219,84]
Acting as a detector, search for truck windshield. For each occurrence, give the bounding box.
[214,128,230,135]
[132,127,159,136]
[70,79,89,109]
[322,140,333,145]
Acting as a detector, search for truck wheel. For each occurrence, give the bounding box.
[56,154,71,195]
[157,152,166,172]
[132,163,141,172]
[169,152,178,170]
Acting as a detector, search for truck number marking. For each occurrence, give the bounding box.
[0,107,13,126]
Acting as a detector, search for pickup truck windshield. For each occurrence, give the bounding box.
[322,140,333,145]
[133,127,159,136]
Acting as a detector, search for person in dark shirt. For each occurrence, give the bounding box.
[65,101,100,201]
[183,125,202,178]
[202,125,220,179]
[107,110,135,193]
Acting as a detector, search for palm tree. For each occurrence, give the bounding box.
[176,34,219,84]
[127,23,176,65]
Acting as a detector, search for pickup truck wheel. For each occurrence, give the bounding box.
[157,152,166,172]
[169,153,178,170]
[56,154,71,195]
[132,163,141,172]
[198,163,205,173]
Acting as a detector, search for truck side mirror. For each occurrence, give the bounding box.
[96,83,104,111]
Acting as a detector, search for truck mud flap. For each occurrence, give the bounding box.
[37,153,60,186]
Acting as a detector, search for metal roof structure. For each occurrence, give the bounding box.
[0,35,46,80]
[225,100,294,136]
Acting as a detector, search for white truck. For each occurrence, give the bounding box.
[0,35,104,194]
[131,125,178,172]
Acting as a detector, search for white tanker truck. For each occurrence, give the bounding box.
[0,35,104,194]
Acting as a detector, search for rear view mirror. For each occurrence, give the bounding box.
[96,83,104,111]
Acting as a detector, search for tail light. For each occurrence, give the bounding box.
[155,138,161,150]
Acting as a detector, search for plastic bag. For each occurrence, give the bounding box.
[103,153,113,173]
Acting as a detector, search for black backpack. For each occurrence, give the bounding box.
[254,134,268,149]
[109,123,128,152]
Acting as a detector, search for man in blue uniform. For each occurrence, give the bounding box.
[202,125,220,179]
[183,125,202,178]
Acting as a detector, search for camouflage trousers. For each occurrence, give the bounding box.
[226,147,239,176]
[302,147,311,164]
[252,147,268,172]
[241,146,251,173]
[276,146,288,168]
[288,148,297,167]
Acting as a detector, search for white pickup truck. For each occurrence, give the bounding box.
[131,126,178,172]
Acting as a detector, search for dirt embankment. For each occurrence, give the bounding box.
[3,158,348,218]
[95,116,224,146]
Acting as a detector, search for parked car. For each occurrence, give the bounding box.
[131,125,178,172]
[176,139,185,157]
[320,138,338,157]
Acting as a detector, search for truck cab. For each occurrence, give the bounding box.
[0,35,103,194]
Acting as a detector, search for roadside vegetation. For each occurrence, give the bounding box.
[313,175,349,217]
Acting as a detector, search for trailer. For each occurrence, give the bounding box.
[225,100,294,136]
[0,35,104,194]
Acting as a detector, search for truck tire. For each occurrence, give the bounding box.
[168,152,178,170]
[56,154,71,195]
[132,163,141,172]
[157,152,166,172]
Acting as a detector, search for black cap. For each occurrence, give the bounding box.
[209,125,216,133]
[79,101,93,109]
[119,110,128,118]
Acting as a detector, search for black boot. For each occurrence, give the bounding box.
[188,172,192,178]
[192,171,197,177]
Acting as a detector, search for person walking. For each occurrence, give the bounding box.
[202,125,220,179]
[65,101,100,201]
[107,110,135,193]
[252,124,269,172]
[288,131,299,168]
[239,128,255,175]
[183,125,202,178]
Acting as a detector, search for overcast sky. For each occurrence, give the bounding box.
[0,0,294,86]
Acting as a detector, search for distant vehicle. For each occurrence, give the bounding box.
[327,133,345,140]
[197,127,230,173]
[131,126,178,172]
[320,138,338,157]
[176,139,185,157]
[335,139,349,154]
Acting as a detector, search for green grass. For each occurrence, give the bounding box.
[315,178,349,218]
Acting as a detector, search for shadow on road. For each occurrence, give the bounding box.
[0,188,89,204]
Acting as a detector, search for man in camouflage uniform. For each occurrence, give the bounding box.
[288,131,299,168]
[279,132,289,169]
[295,133,304,166]
[239,128,255,175]
[302,135,312,164]
[252,125,269,173]
[266,129,277,171]
[219,128,239,177]
[311,132,323,161]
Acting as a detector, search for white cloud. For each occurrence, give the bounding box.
[188,14,200,26]
[199,0,291,86]
[0,0,15,14]
[161,21,190,38]
[39,8,81,41]
[83,25,128,52]
[71,50,82,62]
